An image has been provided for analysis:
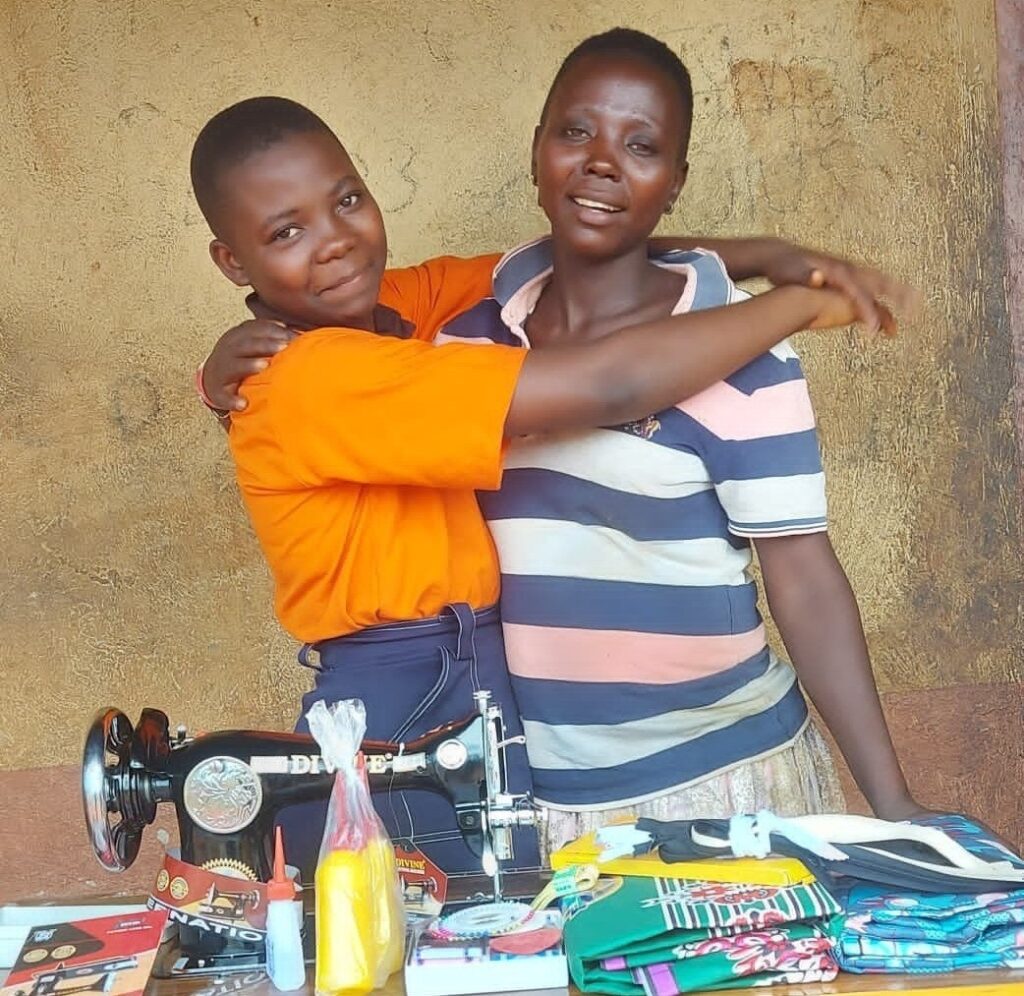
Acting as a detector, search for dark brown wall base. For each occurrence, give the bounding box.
[823,682,1023,849]
[0,765,178,904]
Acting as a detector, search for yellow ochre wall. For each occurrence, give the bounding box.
[1,0,1021,886]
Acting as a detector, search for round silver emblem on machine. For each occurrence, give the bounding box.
[183,756,263,834]
[436,738,469,771]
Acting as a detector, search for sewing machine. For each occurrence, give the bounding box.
[12,958,139,996]
[197,885,261,921]
[82,690,541,972]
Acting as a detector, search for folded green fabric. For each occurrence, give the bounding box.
[588,926,838,994]
[563,876,840,994]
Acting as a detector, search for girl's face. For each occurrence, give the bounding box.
[532,52,689,262]
[209,130,387,330]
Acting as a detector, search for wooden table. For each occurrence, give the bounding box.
[148,964,1024,996]
[11,892,999,996]
[13,889,1022,996]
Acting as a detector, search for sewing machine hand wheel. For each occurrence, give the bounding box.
[82,707,169,872]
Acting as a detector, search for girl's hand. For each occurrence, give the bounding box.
[803,287,896,337]
[764,240,920,336]
[201,320,296,412]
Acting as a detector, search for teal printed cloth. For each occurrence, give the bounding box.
[839,883,1024,974]
[563,876,840,993]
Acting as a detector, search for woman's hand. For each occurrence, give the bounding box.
[871,794,939,822]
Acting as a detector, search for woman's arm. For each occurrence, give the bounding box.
[755,531,926,820]
[649,235,918,335]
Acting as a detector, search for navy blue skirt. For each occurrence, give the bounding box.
[278,603,540,882]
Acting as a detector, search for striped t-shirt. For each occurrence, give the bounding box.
[439,239,827,811]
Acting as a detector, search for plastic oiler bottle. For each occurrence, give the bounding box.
[265,827,306,991]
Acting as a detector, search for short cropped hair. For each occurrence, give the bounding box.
[190,96,335,234]
[540,28,694,151]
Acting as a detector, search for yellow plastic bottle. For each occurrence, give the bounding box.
[369,837,405,978]
[315,837,404,995]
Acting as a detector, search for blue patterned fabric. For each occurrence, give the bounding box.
[838,883,1024,973]
[915,814,1024,870]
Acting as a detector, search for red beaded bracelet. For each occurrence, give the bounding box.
[194,361,232,419]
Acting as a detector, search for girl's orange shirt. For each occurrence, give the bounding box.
[227,254,526,642]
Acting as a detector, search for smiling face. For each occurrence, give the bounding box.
[208,129,387,330]
[532,52,690,261]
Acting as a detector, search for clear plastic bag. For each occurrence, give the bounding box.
[307,699,405,995]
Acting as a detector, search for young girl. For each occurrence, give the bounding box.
[442,28,929,855]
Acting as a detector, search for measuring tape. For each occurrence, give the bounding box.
[428,901,534,940]
[427,864,600,940]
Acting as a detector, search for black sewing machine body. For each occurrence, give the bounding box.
[84,696,532,880]
[82,691,541,974]
[106,716,492,882]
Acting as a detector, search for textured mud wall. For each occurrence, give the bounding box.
[1,0,1020,836]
